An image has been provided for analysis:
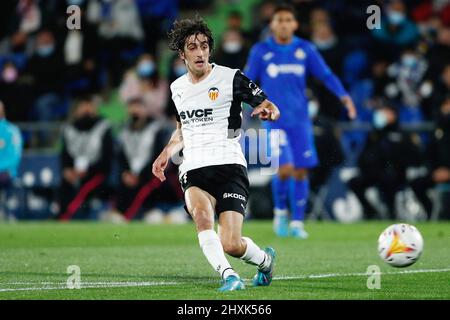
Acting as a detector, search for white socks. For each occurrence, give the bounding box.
[240,237,271,272]
[274,208,288,217]
[198,230,238,280]
[290,220,304,228]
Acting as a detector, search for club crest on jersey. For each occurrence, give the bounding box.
[295,48,306,60]
[208,87,219,101]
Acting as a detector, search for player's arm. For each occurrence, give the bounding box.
[306,44,357,120]
[233,70,280,121]
[243,45,262,83]
[152,121,183,182]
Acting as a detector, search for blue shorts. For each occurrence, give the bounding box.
[266,124,319,169]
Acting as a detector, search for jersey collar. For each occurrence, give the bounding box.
[187,63,216,85]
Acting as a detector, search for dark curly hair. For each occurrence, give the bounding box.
[168,16,214,56]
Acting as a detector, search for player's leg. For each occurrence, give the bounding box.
[268,128,294,237]
[218,211,275,287]
[184,186,241,289]
[288,125,318,239]
[289,168,310,238]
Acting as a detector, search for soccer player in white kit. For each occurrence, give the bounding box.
[152,17,281,291]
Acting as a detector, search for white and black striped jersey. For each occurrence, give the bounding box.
[170,63,267,177]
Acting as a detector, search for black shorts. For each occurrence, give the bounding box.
[179,164,250,216]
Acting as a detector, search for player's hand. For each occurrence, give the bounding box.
[432,167,450,183]
[122,171,139,187]
[152,151,169,182]
[251,100,280,121]
[341,96,357,120]
[63,168,78,185]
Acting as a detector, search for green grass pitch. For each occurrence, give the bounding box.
[0,221,449,300]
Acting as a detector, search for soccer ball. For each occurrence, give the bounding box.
[377,224,424,267]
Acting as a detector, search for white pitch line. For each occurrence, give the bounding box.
[0,268,449,293]
[0,281,181,293]
[272,267,450,281]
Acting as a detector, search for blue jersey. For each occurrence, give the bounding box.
[245,36,348,128]
[0,119,23,178]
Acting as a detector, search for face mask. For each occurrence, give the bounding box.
[137,61,155,77]
[373,110,388,129]
[67,0,85,5]
[223,41,242,54]
[402,54,417,67]
[313,38,336,50]
[308,101,319,119]
[36,45,55,57]
[174,65,187,77]
[131,114,141,123]
[75,114,96,130]
[387,11,406,26]
[2,67,18,83]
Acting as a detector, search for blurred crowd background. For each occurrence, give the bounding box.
[0,0,449,222]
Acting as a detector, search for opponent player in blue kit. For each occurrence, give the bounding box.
[245,4,356,238]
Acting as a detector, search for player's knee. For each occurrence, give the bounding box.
[221,238,244,257]
[293,169,308,180]
[191,206,214,230]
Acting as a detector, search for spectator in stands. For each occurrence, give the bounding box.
[0,61,33,122]
[27,29,65,123]
[62,4,101,95]
[57,94,113,221]
[371,0,420,60]
[250,0,276,41]
[89,0,144,87]
[119,54,168,119]
[215,29,248,70]
[308,98,344,203]
[0,101,23,219]
[421,63,450,120]
[226,10,252,46]
[384,46,428,122]
[111,97,184,223]
[426,26,450,82]
[347,102,422,219]
[136,0,178,56]
[165,55,187,121]
[410,97,450,220]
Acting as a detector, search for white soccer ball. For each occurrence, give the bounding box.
[377,223,424,267]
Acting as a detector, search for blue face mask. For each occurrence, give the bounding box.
[36,45,55,57]
[174,65,187,77]
[373,110,388,129]
[387,11,406,26]
[402,55,417,68]
[137,61,155,77]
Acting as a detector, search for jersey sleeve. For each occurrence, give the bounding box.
[244,44,262,82]
[232,70,268,108]
[305,42,348,98]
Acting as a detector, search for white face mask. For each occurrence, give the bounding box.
[223,41,242,54]
[308,100,319,119]
[313,37,336,50]
[373,110,388,129]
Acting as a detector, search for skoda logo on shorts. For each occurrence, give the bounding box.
[223,193,246,201]
[208,87,219,101]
